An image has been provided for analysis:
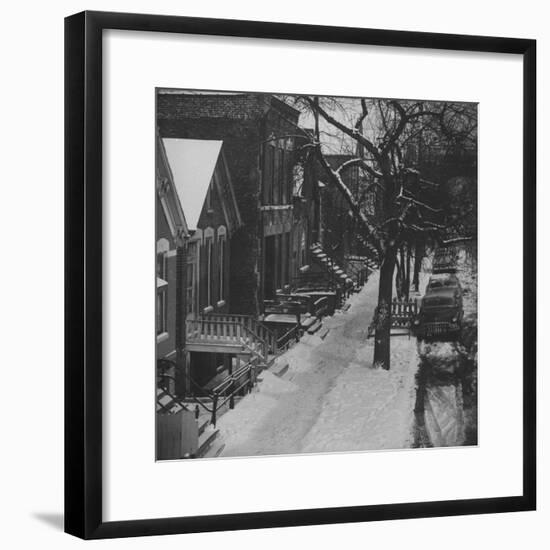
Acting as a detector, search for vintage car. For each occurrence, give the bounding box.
[414,275,463,339]
[425,273,462,293]
[432,246,459,274]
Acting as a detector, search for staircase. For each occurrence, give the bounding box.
[310,243,354,288]
[355,234,380,269]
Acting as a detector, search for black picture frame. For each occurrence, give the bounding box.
[65,10,536,540]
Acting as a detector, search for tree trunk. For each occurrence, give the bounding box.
[405,245,411,301]
[395,256,402,300]
[413,239,424,292]
[373,247,397,370]
[399,245,406,297]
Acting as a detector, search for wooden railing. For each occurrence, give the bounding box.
[313,296,329,318]
[209,357,259,425]
[390,298,418,328]
[367,298,419,339]
[276,325,301,352]
[187,318,244,342]
[206,313,277,355]
[187,318,271,360]
[158,357,260,427]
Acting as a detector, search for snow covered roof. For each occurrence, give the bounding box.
[162,138,223,230]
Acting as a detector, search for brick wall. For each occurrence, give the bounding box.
[157,93,268,121]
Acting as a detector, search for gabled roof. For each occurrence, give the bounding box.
[157,135,188,241]
[162,138,223,230]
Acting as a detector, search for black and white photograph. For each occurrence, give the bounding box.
[0,0,542,544]
[155,90,478,460]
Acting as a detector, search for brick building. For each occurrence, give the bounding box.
[158,135,243,389]
[156,135,188,393]
[157,91,321,316]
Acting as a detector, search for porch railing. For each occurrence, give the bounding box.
[276,325,301,352]
[209,357,259,425]
[186,318,271,360]
[158,357,259,427]
[205,313,278,355]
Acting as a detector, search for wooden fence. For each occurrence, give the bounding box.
[390,298,418,328]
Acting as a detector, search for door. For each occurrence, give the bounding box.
[264,235,276,300]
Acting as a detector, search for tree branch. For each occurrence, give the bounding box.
[315,147,381,249]
[304,97,382,164]
[335,157,384,179]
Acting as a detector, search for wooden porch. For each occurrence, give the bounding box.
[185,315,276,361]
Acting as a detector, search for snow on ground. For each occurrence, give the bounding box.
[215,272,419,458]
[300,335,418,453]
[414,243,478,447]
[424,382,466,447]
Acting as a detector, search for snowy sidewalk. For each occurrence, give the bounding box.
[214,273,419,458]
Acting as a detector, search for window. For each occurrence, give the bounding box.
[156,290,167,336]
[280,147,287,204]
[264,138,293,205]
[263,143,274,205]
[206,236,214,306]
[186,263,194,315]
[283,232,290,285]
[156,238,169,337]
[186,241,197,316]
[273,146,280,204]
[292,163,304,197]
[218,227,227,302]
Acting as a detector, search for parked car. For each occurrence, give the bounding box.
[432,246,459,274]
[425,273,462,293]
[414,275,463,339]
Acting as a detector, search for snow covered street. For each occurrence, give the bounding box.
[413,243,478,448]
[214,273,420,458]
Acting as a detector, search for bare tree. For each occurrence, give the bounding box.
[293,96,477,369]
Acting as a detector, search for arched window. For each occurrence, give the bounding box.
[204,228,215,306]
[217,226,227,303]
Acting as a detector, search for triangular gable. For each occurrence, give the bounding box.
[213,149,243,234]
[162,138,223,230]
[157,135,188,241]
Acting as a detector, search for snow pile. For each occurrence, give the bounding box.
[215,371,299,452]
[424,383,466,447]
[418,342,460,372]
[278,333,324,374]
